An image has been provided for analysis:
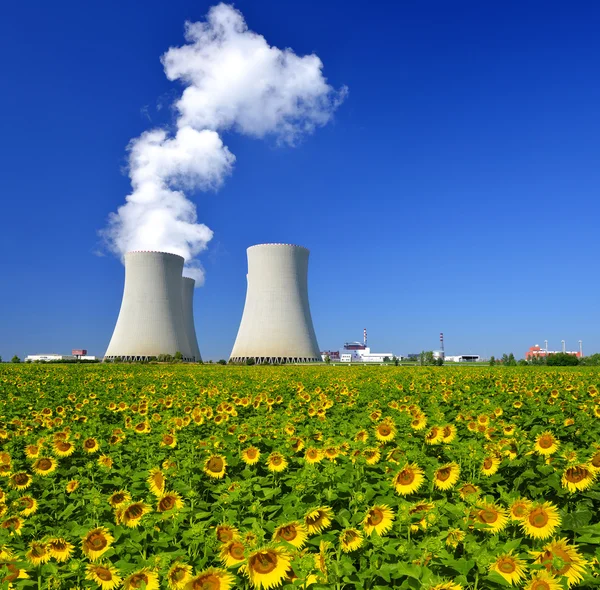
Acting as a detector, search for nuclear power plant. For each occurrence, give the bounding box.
[104,251,201,362]
[229,244,322,364]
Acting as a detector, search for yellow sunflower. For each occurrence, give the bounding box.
[363,448,381,465]
[472,502,508,534]
[273,521,308,548]
[520,502,561,540]
[24,445,41,459]
[523,571,563,590]
[10,472,32,491]
[392,463,424,496]
[33,457,57,476]
[17,495,38,517]
[119,502,151,528]
[185,567,235,590]
[410,414,428,431]
[85,563,122,590]
[445,528,466,548]
[66,479,80,493]
[375,421,396,442]
[26,540,50,566]
[47,537,74,562]
[441,424,457,443]
[266,453,288,473]
[561,465,595,493]
[220,540,246,567]
[204,455,227,479]
[123,569,159,590]
[161,433,177,448]
[433,463,460,490]
[362,505,395,536]
[108,490,131,508]
[241,446,261,465]
[82,527,114,561]
[83,437,100,454]
[509,498,532,521]
[1,517,23,536]
[0,560,29,584]
[157,491,184,513]
[339,528,363,552]
[216,525,240,544]
[425,426,444,445]
[167,562,193,589]
[430,583,463,590]
[534,538,587,587]
[147,467,166,496]
[304,447,322,464]
[305,506,333,535]
[458,483,480,500]
[534,432,560,456]
[98,455,114,470]
[242,547,291,590]
[481,456,501,476]
[489,551,527,585]
[53,440,75,457]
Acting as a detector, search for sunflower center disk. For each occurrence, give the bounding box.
[529,509,549,527]
[251,552,278,574]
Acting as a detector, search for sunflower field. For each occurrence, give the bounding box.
[0,364,600,590]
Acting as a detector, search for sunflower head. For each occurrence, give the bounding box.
[305,507,333,535]
[273,521,308,548]
[339,528,364,552]
[363,505,394,536]
[243,547,291,590]
[204,455,227,479]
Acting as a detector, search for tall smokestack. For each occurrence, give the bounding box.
[181,277,202,362]
[229,244,321,364]
[440,332,445,357]
[105,251,192,361]
[364,328,367,347]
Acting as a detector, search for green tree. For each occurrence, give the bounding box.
[546,353,580,366]
[419,351,435,366]
[11,355,21,363]
[393,356,399,366]
[435,357,444,366]
[246,358,256,366]
[324,355,331,364]
[383,356,391,363]
[217,359,227,365]
[174,351,183,361]
[489,355,495,366]
[518,359,529,366]
[507,353,517,366]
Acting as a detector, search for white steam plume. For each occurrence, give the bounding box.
[103,3,346,284]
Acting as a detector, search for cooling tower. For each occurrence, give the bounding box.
[230,244,321,364]
[104,251,193,361]
[182,277,202,362]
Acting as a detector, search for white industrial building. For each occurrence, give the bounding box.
[445,354,481,362]
[229,244,321,364]
[25,354,75,362]
[104,251,202,362]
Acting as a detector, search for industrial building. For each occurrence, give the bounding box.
[335,330,394,363]
[230,244,321,364]
[444,354,481,362]
[25,353,98,362]
[104,251,202,362]
[526,342,582,360]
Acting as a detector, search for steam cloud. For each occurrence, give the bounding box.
[103,3,346,283]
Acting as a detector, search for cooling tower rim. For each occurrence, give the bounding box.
[248,243,309,251]
[126,250,185,261]
[182,276,196,284]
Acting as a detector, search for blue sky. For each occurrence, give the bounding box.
[1,0,599,361]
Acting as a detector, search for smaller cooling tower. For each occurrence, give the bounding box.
[229,244,321,364]
[182,277,202,362]
[104,251,193,361]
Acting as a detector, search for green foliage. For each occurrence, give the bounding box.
[10,355,20,363]
[217,359,227,365]
[546,352,580,366]
[489,355,495,366]
[245,357,256,365]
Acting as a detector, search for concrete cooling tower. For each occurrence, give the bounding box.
[182,277,202,362]
[229,244,321,364]
[104,251,201,362]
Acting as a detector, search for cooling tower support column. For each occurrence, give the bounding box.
[182,277,202,362]
[229,243,322,364]
[104,251,193,361]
